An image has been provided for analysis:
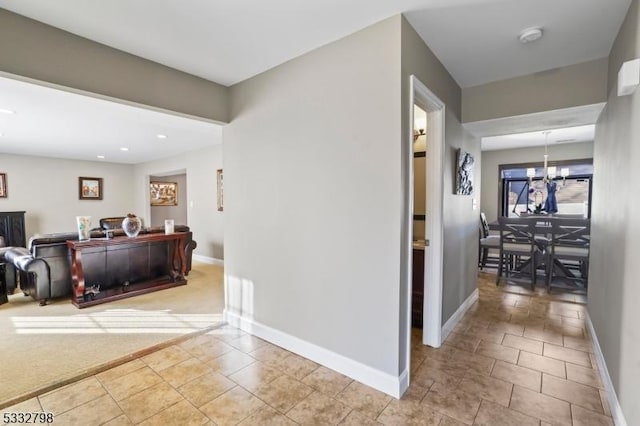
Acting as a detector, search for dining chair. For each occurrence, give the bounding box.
[496,216,541,290]
[478,212,500,269]
[551,213,585,219]
[545,218,590,291]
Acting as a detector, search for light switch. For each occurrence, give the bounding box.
[472,199,478,211]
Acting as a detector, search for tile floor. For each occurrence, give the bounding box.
[1,273,611,425]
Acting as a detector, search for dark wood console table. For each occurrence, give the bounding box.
[67,232,189,308]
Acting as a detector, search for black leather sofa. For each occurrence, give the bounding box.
[3,224,196,306]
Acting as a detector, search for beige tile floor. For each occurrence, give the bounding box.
[1,272,611,425]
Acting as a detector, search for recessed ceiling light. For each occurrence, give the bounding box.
[156,134,168,139]
[519,27,543,44]
[0,108,15,114]
[120,147,129,151]
[97,155,105,159]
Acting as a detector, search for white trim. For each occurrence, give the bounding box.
[224,310,406,398]
[398,368,409,397]
[193,254,224,266]
[585,314,627,426]
[409,75,445,350]
[441,289,479,341]
[404,80,417,386]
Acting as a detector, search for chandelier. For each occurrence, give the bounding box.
[526,131,570,185]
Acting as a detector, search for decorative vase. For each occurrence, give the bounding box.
[122,213,142,238]
[76,216,91,241]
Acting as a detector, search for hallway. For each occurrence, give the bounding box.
[1,273,609,425]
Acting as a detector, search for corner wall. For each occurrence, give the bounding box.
[133,145,224,261]
[589,0,639,423]
[224,16,403,392]
[401,17,481,328]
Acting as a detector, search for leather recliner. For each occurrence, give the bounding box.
[4,247,57,306]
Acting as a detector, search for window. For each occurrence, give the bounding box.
[500,161,593,218]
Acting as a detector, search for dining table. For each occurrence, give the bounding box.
[488,217,589,281]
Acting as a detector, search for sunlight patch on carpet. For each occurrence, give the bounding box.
[11,309,223,334]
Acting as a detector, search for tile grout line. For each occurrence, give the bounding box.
[0,323,227,411]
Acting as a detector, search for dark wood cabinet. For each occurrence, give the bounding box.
[0,211,26,247]
[412,248,425,328]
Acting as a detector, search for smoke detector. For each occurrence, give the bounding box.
[519,27,543,44]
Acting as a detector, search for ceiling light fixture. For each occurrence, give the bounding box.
[97,155,105,159]
[120,147,129,151]
[156,134,168,139]
[519,27,543,44]
[0,108,15,114]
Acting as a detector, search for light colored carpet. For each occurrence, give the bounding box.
[0,261,225,405]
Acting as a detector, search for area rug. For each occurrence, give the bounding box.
[0,262,225,405]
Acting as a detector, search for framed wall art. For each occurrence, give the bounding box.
[455,149,475,195]
[79,177,103,200]
[0,173,6,198]
[150,181,178,206]
[217,169,224,212]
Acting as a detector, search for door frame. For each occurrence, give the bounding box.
[406,75,445,358]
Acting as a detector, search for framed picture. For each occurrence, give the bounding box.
[79,177,103,200]
[0,173,6,198]
[217,169,224,212]
[455,149,475,195]
[150,181,178,206]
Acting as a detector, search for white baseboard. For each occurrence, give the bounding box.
[193,254,224,266]
[398,368,409,397]
[441,288,479,341]
[224,309,406,398]
[585,313,627,426]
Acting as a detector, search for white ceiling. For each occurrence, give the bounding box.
[463,102,606,151]
[0,0,631,161]
[405,0,631,87]
[0,76,222,164]
[481,124,595,151]
[0,0,631,88]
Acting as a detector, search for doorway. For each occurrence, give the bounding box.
[406,75,445,376]
[149,170,188,227]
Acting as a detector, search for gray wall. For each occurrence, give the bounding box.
[0,153,134,238]
[224,16,403,377]
[150,173,188,227]
[480,142,594,222]
[0,8,226,260]
[133,145,224,261]
[0,8,229,123]
[0,151,222,262]
[462,58,608,123]
[401,17,481,331]
[589,0,640,423]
